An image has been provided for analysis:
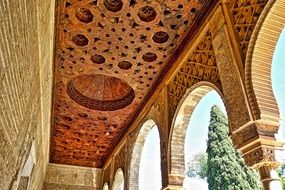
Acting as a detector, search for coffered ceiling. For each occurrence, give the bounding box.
[50,0,217,167]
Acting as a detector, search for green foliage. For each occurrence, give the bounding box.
[282,178,285,190]
[207,105,262,190]
[277,164,285,190]
[186,152,208,179]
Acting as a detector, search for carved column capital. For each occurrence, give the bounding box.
[257,161,281,171]
[231,120,284,168]
[243,146,277,168]
[258,162,282,179]
[241,144,283,190]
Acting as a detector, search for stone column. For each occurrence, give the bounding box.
[164,174,185,190]
[258,163,282,190]
[167,104,194,189]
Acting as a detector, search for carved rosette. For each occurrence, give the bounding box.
[104,0,123,12]
[138,6,157,22]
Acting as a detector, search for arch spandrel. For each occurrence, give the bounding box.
[167,30,222,121]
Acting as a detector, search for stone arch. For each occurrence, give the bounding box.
[128,119,160,190]
[168,81,224,186]
[112,168,124,190]
[245,0,285,122]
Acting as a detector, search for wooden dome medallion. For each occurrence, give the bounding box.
[67,74,135,111]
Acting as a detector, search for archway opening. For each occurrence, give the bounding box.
[138,122,162,190]
[170,83,261,189]
[129,119,162,190]
[103,182,109,190]
[183,90,226,189]
[103,183,109,190]
[112,169,124,190]
[169,84,222,186]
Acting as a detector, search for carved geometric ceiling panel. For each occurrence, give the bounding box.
[50,0,217,167]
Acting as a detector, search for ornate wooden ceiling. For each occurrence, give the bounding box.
[50,0,218,167]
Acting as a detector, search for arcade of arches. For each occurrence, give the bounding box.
[0,0,285,190]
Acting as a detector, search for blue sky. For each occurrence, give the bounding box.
[271,28,285,163]
[184,90,226,161]
[272,28,285,141]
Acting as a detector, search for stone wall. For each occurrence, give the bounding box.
[37,0,55,184]
[44,163,102,190]
[0,0,55,189]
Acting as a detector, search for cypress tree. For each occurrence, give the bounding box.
[207,105,262,190]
